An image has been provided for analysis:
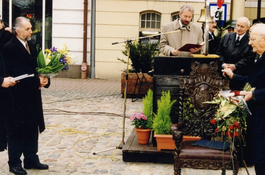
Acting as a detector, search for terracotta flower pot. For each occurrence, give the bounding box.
[135,128,151,144]
[154,133,175,151]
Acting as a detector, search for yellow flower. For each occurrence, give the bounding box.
[45,49,51,54]
[58,44,69,55]
[65,55,72,64]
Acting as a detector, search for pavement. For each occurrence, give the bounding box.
[0,78,256,175]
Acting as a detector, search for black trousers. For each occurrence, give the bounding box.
[7,136,39,168]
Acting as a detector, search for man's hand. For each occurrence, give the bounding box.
[221,68,234,79]
[171,49,180,56]
[226,64,236,71]
[189,47,201,53]
[240,91,253,101]
[39,76,48,87]
[1,77,16,88]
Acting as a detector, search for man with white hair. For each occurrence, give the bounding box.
[159,4,203,56]
[216,17,256,90]
[222,23,265,175]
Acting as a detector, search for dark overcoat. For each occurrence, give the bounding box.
[216,32,255,76]
[233,52,265,164]
[0,52,9,151]
[1,37,48,140]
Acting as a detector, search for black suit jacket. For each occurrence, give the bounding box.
[232,52,265,164]
[208,32,220,54]
[2,37,48,139]
[216,32,256,90]
[216,32,255,76]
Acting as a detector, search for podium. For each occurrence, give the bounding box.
[153,55,221,124]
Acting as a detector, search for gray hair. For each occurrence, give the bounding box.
[180,4,194,14]
[12,17,30,35]
[251,23,265,36]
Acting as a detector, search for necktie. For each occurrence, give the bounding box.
[26,42,30,54]
[235,36,240,45]
[210,33,214,40]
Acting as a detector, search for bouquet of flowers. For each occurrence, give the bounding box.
[130,112,149,129]
[36,44,72,77]
[205,83,255,139]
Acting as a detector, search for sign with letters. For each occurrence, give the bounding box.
[209,3,227,23]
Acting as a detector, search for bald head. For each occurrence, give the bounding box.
[236,17,250,35]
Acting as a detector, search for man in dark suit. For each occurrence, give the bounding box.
[208,20,220,54]
[216,17,256,90]
[2,16,49,175]
[222,23,265,175]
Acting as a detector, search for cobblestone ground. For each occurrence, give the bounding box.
[0,78,255,175]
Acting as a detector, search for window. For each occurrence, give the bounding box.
[172,12,179,21]
[2,0,52,50]
[140,12,161,29]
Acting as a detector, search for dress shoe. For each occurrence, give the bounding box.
[24,162,49,170]
[9,166,27,175]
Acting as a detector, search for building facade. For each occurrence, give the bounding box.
[0,0,264,79]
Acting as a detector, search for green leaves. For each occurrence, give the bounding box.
[37,51,46,69]
[143,89,153,129]
[36,50,67,77]
[153,91,176,135]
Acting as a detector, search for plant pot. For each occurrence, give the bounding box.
[154,133,175,151]
[135,128,151,144]
[121,72,153,97]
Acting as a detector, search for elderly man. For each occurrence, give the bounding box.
[2,17,49,175]
[222,23,265,175]
[159,4,203,56]
[216,17,256,90]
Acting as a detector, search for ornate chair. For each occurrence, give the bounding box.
[171,60,240,175]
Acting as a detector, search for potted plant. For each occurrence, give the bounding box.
[119,41,159,96]
[130,89,153,144]
[153,90,176,151]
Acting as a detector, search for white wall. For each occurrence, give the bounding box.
[53,0,91,66]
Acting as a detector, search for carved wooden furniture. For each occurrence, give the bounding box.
[171,60,241,175]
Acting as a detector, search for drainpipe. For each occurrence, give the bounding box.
[90,0,96,79]
[81,0,88,79]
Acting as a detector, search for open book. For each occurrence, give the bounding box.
[178,42,204,52]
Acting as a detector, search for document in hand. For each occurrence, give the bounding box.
[12,74,34,81]
[178,43,204,52]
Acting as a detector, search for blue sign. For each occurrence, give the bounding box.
[209,3,227,22]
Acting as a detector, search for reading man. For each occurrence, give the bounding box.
[159,4,203,56]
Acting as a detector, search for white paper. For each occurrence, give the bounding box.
[12,74,34,81]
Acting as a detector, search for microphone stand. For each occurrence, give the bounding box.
[93,28,185,155]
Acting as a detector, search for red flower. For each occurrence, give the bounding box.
[233,121,239,129]
[226,131,232,138]
[210,119,216,125]
[215,128,218,133]
[234,131,239,137]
